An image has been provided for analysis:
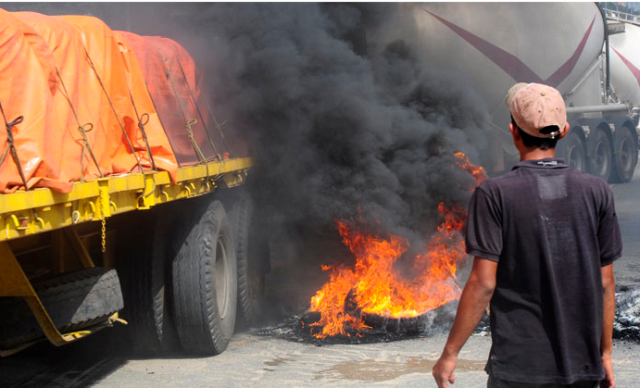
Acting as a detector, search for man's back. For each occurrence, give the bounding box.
[465,158,622,384]
[433,83,618,388]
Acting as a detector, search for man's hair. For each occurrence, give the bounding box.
[511,116,559,150]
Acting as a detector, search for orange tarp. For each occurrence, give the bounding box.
[112,31,179,180]
[0,9,55,192]
[0,9,229,193]
[120,33,220,164]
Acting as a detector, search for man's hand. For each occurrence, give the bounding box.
[600,354,615,388]
[432,257,497,388]
[432,353,457,388]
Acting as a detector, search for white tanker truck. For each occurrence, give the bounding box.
[402,2,639,182]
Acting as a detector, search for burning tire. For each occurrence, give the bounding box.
[172,199,237,355]
[299,301,459,342]
[587,124,613,182]
[361,301,458,335]
[117,208,179,355]
[610,119,638,183]
[228,190,268,327]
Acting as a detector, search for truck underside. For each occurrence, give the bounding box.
[0,158,259,356]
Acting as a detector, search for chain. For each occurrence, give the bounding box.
[98,194,107,253]
[101,216,106,253]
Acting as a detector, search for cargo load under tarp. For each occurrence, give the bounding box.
[0,9,231,193]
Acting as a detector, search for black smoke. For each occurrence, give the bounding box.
[178,3,491,242]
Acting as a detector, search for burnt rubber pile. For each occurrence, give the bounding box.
[614,288,640,341]
[256,288,640,344]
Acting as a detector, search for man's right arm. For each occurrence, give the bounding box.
[600,263,615,388]
[432,257,497,388]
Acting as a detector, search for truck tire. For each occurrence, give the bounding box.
[587,126,613,182]
[172,199,237,355]
[0,267,123,349]
[558,128,587,172]
[228,191,268,327]
[611,125,638,183]
[118,209,179,355]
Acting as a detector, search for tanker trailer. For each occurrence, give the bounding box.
[398,2,638,182]
[607,20,640,182]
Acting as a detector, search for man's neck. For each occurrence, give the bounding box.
[519,148,556,162]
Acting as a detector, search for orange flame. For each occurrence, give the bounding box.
[454,151,486,187]
[308,152,486,338]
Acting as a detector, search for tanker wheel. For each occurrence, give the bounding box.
[559,130,586,172]
[228,191,268,327]
[611,126,638,183]
[587,127,612,182]
[117,208,179,355]
[172,199,237,355]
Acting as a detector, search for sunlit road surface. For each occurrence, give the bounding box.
[1,166,639,388]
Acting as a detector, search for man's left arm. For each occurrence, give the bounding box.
[432,257,497,388]
[600,264,616,388]
[598,185,621,388]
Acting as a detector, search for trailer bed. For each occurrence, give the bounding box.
[0,157,252,242]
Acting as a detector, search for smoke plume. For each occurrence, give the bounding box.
[180,3,491,242]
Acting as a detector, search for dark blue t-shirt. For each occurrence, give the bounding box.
[465,158,622,384]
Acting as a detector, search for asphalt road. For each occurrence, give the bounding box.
[609,166,640,290]
[0,166,639,388]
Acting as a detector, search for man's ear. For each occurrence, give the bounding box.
[558,122,570,139]
[509,122,519,142]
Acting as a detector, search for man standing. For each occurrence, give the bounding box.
[432,83,621,388]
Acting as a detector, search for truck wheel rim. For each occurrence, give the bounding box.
[619,137,632,171]
[567,145,584,171]
[214,240,229,318]
[594,141,609,175]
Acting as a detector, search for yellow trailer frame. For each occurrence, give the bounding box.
[0,157,252,241]
[0,157,252,355]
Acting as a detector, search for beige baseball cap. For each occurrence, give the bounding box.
[505,83,567,139]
